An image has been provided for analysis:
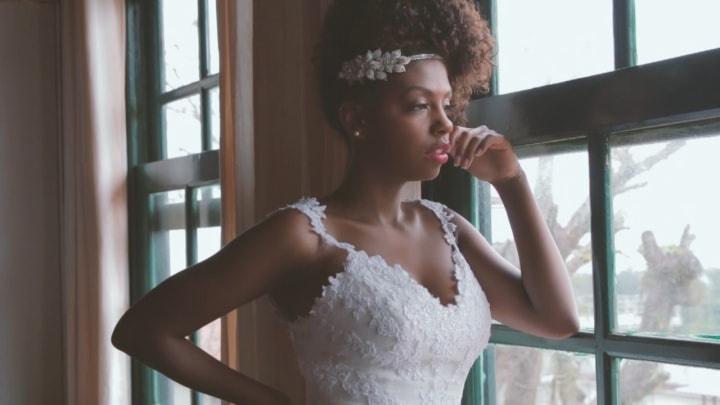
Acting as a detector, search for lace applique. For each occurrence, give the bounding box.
[271,196,492,404]
[417,199,460,247]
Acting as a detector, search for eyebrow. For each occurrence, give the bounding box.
[401,85,452,98]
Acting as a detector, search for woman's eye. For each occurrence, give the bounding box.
[410,103,453,112]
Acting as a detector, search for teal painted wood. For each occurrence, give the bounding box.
[139,150,220,193]
[127,0,222,403]
[149,0,164,162]
[198,0,209,79]
[466,49,720,148]
[461,358,485,405]
[158,75,219,104]
[456,2,720,405]
[476,181,495,405]
[185,186,198,268]
[483,345,496,404]
[126,1,158,403]
[490,326,596,354]
[198,0,213,160]
[613,0,637,69]
[186,186,200,405]
[603,335,720,368]
[475,1,496,401]
[589,132,618,404]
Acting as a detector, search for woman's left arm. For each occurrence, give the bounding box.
[448,125,580,339]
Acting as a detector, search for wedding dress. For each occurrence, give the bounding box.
[271,196,493,404]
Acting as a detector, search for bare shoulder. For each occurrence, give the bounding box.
[245,206,322,269]
[112,203,323,345]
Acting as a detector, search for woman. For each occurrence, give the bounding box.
[112,0,579,403]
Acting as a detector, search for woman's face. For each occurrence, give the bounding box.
[357,59,455,181]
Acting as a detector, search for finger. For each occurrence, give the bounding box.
[460,135,483,169]
[448,126,463,155]
[451,130,472,166]
[474,133,502,156]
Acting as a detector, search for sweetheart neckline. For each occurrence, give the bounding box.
[314,198,461,303]
[285,197,464,325]
[287,248,465,325]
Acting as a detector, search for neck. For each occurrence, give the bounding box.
[322,158,417,227]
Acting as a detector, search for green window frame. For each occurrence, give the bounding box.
[126,0,221,404]
[423,1,720,404]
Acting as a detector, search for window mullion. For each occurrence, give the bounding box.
[149,0,165,162]
[198,0,213,152]
[589,131,619,404]
[157,75,219,104]
[482,345,496,405]
[185,186,201,405]
[198,0,209,78]
[613,0,637,69]
[201,88,212,151]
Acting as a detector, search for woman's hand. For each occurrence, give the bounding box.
[448,125,523,185]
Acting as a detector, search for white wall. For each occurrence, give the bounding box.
[0,1,65,404]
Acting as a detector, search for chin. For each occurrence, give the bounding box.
[416,165,443,182]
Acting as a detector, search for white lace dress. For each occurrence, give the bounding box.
[272,196,493,404]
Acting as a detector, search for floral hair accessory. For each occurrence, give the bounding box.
[338,48,443,84]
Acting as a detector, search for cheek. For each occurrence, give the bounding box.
[375,111,425,137]
[367,111,427,158]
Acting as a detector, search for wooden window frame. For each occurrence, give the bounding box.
[126,0,221,404]
[423,1,720,403]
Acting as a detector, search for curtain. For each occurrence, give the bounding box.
[216,1,341,403]
[60,0,130,403]
[217,0,258,393]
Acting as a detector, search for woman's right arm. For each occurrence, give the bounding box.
[111,208,317,404]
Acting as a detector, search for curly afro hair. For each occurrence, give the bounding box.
[314,0,496,138]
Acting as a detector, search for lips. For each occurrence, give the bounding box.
[427,142,450,155]
[426,142,451,164]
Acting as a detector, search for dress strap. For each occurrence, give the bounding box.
[416,199,460,248]
[273,196,356,253]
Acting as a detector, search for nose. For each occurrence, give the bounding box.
[431,104,454,138]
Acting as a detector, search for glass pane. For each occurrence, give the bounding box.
[490,149,594,331]
[619,358,720,403]
[150,189,187,277]
[196,183,221,261]
[495,0,614,94]
[210,86,220,150]
[196,318,223,405]
[149,189,192,405]
[635,0,720,65]
[161,0,200,91]
[207,0,220,75]
[611,133,720,342]
[164,95,203,159]
[493,344,596,404]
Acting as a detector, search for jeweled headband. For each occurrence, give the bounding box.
[338,48,443,84]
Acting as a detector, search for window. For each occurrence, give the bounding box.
[424,1,720,404]
[127,0,222,404]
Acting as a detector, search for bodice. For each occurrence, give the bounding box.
[271,196,492,404]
